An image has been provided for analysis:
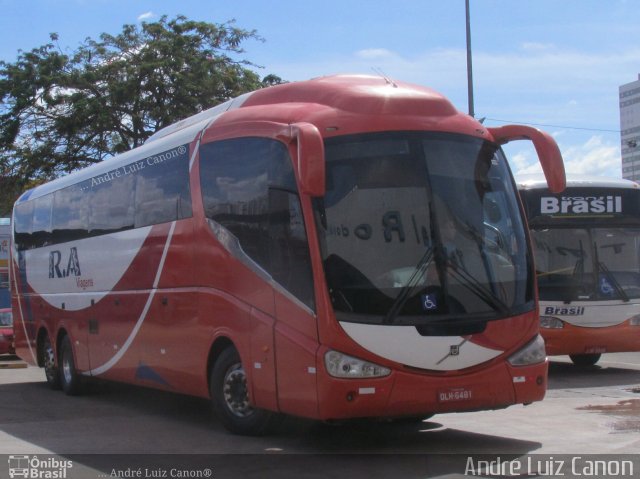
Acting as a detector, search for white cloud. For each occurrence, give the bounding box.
[510,135,621,181]
[562,136,621,177]
[355,48,395,60]
[137,12,155,22]
[521,42,556,52]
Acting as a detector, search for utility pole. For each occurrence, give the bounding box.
[465,0,475,117]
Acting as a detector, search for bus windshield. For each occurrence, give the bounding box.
[532,227,640,302]
[313,132,533,326]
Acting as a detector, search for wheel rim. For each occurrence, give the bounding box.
[222,363,253,418]
[62,347,73,384]
[44,340,56,381]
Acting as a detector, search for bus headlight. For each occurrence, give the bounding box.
[540,315,564,329]
[629,314,640,326]
[324,350,391,378]
[508,335,547,366]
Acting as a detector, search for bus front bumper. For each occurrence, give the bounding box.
[542,320,640,356]
[315,358,548,421]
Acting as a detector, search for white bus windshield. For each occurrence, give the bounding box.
[313,132,533,327]
[532,227,640,302]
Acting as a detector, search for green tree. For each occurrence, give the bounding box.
[0,15,284,216]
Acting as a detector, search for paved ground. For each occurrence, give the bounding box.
[0,353,638,478]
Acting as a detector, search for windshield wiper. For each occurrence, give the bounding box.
[383,246,433,324]
[462,220,507,300]
[443,251,511,315]
[594,241,629,302]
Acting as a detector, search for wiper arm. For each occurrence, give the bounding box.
[444,250,510,315]
[383,247,433,325]
[463,220,505,300]
[595,241,629,302]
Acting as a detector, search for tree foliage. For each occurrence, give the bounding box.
[0,15,284,216]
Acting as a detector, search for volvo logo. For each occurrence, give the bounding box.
[437,338,468,365]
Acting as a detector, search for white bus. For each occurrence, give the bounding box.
[518,175,640,366]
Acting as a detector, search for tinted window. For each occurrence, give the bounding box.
[200,138,271,268]
[315,132,531,325]
[200,137,314,309]
[14,201,33,250]
[12,144,192,250]
[268,189,315,308]
[52,184,90,243]
[134,153,192,228]
[89,174,135,235]
[32,195,53,248]
[0,287,9,309]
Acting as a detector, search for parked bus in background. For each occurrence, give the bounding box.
[0,218,12,355]
[11,75,564,435]
[518,175,640,366]
[1,218,10,307]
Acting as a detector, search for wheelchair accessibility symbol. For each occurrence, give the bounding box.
[421,293,438,311]
[600,276,614,296]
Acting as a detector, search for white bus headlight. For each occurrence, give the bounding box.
[629,314,640,326]
[324,350,391,378]
[540,315,564,329]
[508,335,547,366]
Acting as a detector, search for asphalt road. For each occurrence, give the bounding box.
[0,353,638,478]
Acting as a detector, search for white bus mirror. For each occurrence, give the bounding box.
[488,125,566,193]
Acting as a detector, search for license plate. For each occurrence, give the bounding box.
[437,387,473,403]
[584,346,606,354]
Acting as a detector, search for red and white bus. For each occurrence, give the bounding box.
[11,75,565,435]
[518,175,640,366]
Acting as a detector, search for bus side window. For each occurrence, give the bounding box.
[200,137,270,268]
[200,137,315,310]
[268,189,315,310]
[32,195,53,248]
[89,175,135,236]
[14,201,34,251]
[52,184,89,244]
[134,153,192,228]
[268,146,315,309]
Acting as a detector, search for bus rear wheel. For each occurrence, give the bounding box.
[210,347,281,436]
[58,335,82,395]
[42,334,61,390]
[569,353,601,367]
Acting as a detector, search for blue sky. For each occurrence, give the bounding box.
[2,0,639,179]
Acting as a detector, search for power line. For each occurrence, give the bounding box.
[483,117,621,134]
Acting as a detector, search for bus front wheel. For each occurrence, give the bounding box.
[58,335,82,395]
[210,347,281,436]
[569,353,601,367]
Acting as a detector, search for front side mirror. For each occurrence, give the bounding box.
[488,125,566,193]
[291,122,325,197]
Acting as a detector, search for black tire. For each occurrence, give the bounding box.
[58,335,82,395]
[569,353,601,367]
[41,333,61,390]
[210,347,281,436]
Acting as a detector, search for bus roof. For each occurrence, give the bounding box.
[17,74,485,203]
[517,174,639,191]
